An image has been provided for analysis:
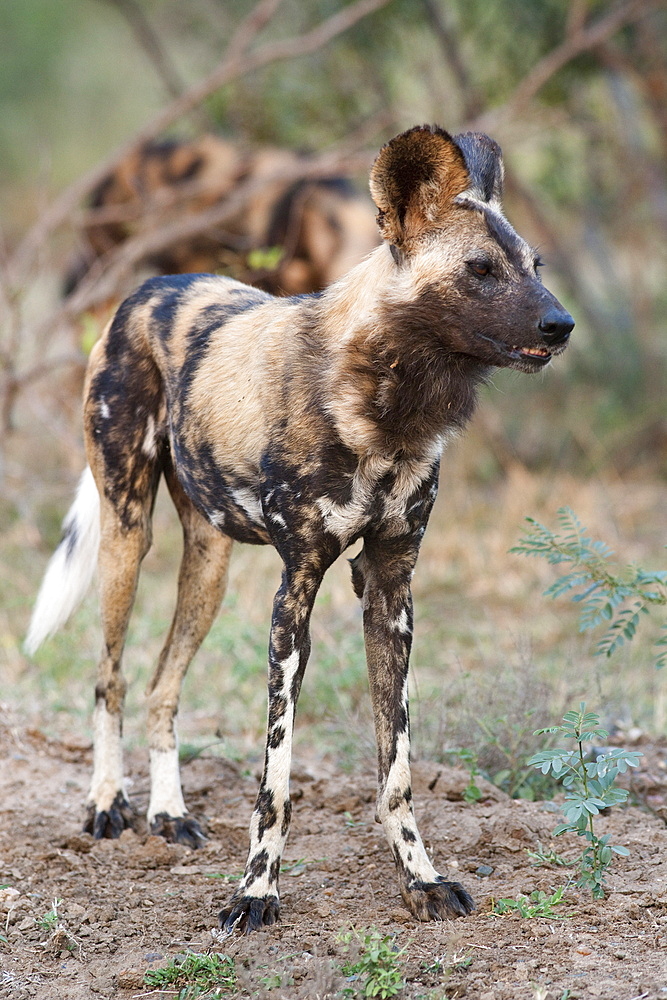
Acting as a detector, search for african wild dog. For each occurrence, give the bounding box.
[27,125,573,932]
[64,133,379,297]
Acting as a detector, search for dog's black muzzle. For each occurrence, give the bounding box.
[538,306,575,347]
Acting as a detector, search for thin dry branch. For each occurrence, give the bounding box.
[8,0,390,284]
[476,0,658,128]
[225,0,284,58]
[420,0,483,120]
[102,0,187,100]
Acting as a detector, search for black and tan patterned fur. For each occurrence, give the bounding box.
[29,125,573,933]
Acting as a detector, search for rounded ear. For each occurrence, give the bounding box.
[369,125,470,246]
[452,132,504,205]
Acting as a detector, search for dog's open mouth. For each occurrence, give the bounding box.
[475,333,555,368]
[514,345,552,365]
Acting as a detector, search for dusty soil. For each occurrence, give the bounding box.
[1,712,666,1000]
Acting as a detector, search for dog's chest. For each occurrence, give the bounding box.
[310,452,439,546]
[174,429,440,550]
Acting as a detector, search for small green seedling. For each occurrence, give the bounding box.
[143,952,235,997]
[204,871,243,882]
[528,704,642,899]
[444,747,483,802]
[35,898,62,933]
[339,927,406,999]
[344,810,365,828]
[422,948,473,976]
[489,886,566,918]
[258,970,295,990]
[526,842,576,868]
[280,857,321,876]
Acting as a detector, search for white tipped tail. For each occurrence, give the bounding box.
[25,466,101,655]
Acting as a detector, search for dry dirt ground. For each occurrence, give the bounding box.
[1,712,666,1000]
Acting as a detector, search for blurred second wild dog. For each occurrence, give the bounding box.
[64,133,379,297]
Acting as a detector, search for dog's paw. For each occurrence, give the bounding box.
[401,877,475,921]
[219,894,280,934]
[150,813,207,849]
[84,793,134,839]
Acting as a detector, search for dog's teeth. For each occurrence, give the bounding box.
[521,347,549,357]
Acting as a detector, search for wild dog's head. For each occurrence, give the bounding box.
[370,125,573,373]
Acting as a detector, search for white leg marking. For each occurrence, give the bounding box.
[88,701,126,813]
[392,608,410,633]
[147,747,187,823]
[242,648,299,897]
[379,677,439,885]
[142,415,157,457]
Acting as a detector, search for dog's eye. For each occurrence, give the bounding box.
[468,261,491,278]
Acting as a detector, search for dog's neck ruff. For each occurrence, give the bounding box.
[319,249,487,460]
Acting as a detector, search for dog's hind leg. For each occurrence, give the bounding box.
[351,535,475,922]
[85,482,158,838]
[145,465,232,848]
[219,554,328,933]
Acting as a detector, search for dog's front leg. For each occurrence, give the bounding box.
[219,561,324,934]
[353,536,475,921]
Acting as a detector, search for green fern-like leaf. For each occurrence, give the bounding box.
[512,511,667,669]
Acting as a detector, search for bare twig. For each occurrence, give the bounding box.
[419,0,483,120]
[476,0,657,129]
[224,0,284,57]
[565,0,589,39]
[8,0,390,283]
[101,0,186,100]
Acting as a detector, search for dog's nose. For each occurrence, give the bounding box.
[539,307,574,346]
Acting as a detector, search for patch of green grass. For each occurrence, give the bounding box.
[489,887,567,918]
[422,948,473,976]
[204,857,323,884]
[258,969,294,991]
[339,927,406,999]
[418,654,565,801]
[143,952,235,998]
[203,871,243,883]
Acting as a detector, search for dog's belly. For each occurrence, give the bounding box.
[170,434,270,545]
[200,487,270,545]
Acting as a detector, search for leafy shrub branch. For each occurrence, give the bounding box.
[512,507,667,668]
